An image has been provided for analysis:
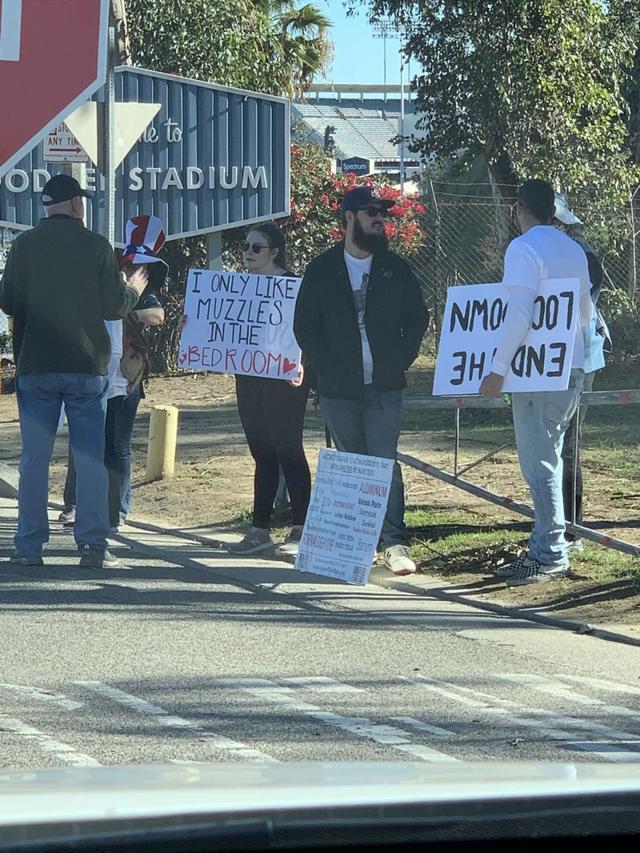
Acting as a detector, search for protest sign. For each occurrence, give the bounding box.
[295,449,394,586]
[178,270,302,380]
[433,279,580,395]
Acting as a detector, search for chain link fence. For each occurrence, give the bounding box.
[409,182,640,356]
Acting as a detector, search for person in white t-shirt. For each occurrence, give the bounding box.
[295,186,429,576]
[479,179,592,586]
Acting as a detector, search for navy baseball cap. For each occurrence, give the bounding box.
[341,185,394,213]
[42,174,92,206]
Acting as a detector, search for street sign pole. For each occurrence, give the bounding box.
[104,25,116,244]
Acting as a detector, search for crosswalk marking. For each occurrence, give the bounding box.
[556,675,640,698]
[497,674,640,723]
[0,715,101,768]
[1,673,638,769]
[405,676,640,763]
[389,716,457,737]
[0,684,84,711]
[75,681,279,764]
[218,678,460,763]
[282,677,364,693]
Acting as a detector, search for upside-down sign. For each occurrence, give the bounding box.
[179,269,303,381]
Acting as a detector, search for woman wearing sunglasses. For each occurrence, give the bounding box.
[229,222,311,557]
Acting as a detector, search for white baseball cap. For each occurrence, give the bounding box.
[554,192,582,226]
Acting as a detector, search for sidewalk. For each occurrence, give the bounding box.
[2,493,636,648]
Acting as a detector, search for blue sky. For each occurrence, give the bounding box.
[315,1,404,85]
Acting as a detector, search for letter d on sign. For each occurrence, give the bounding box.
[0,0,22,61]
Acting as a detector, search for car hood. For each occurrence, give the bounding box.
[1,761,639,827]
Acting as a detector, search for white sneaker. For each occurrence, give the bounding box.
[382,545,417,576]
[228,527,273,555]
[274,526,303,558]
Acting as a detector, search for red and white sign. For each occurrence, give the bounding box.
[43,121,88,163]
[0,0,109,178]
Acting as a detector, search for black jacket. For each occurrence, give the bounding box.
[294,242,429,400]
[0,216,138,376]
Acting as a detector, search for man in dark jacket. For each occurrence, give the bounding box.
[0,175,147,569]
[294,186,429,575]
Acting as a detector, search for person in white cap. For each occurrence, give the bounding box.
[553,193,608,550]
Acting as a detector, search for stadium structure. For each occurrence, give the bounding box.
[292,83,422,183]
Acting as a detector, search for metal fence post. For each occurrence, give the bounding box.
[571,406,580,526]
[103,25,116,245]
[427,179,442,327]
[454,408,460,477]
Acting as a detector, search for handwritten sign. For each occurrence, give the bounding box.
[179,269,302,380]
[433,279,580,395]
[295,449,394,586]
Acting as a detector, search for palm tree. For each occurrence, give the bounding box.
[252,1,333,97]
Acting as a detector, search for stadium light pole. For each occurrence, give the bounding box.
[372,18,411,195]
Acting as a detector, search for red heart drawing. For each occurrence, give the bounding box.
[283,358,297,374]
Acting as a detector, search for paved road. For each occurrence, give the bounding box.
[1,497,639,770]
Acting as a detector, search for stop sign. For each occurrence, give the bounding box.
[0,0,109,179]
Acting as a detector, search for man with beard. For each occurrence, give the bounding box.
[294,186,429,575]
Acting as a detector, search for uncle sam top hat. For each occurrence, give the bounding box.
[119,214,169,268]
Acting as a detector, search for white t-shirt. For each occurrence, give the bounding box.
[343,250,374,384]
[105,319,128,399]
[491,225,592,376]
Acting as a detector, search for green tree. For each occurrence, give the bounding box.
[252,1,333,96]
[125,0,285,93]
[124,0,332,97]
[364,1,638,208]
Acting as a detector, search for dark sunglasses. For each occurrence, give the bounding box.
[358,206,389,219]
[242,241,270,253]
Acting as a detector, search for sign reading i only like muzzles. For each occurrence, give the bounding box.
[433,279,580,396]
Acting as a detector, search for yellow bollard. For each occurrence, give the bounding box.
[146,404,179,480]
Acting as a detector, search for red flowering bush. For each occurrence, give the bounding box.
[223,142,426,275]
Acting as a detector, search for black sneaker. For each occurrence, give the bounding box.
[79,548,120,569]
[507,559,571,587]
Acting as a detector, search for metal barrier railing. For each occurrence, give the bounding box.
[399,389,640,558]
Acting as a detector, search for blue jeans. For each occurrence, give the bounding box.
[63,384,142,525]
[320,387,407,548]
[511,370,585,567]
[15,373,109,555]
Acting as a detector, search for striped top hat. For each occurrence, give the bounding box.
[119,215,168,268]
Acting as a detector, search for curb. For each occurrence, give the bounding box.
[376,574,640,649]
[114,513,640,650]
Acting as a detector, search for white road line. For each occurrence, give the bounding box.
[0,716,101,768]
[406,676,640,763]
[75,681,278,764]
[498,674,640,723]
[557,675,640,697]
[565,741,640,763]
[219,678,459,763]
[0,684,84,711]
[390,716,457,737]
[282,677,364,693]
[440,680,640,743]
